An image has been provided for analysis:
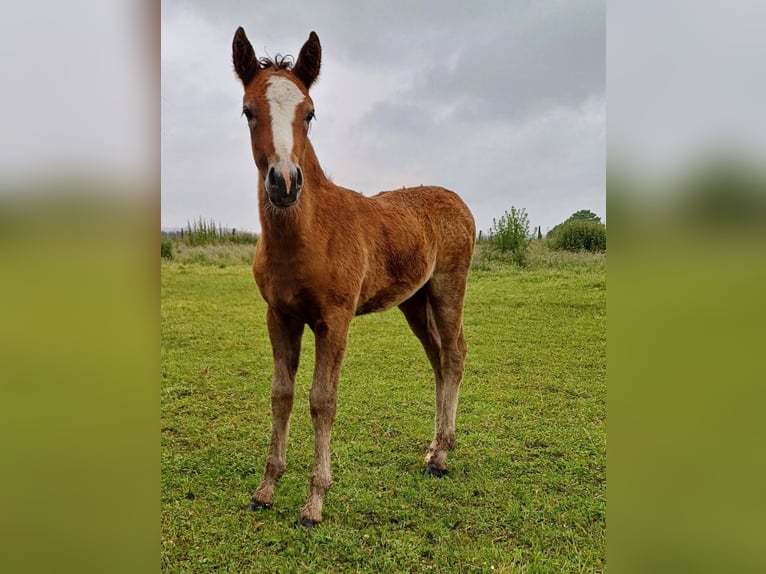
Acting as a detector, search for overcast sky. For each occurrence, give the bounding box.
[161,1,605,234]
[3,1,763,227]
[608,1,766,177]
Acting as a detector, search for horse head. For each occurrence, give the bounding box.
[232,28,321,208]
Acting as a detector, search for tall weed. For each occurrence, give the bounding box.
[182,218,258,247]
[488,207,530,266]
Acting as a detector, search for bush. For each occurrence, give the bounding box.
[161,236,173,259]
[488,207,530,266]
[547,209,603,239]
[549,220,606,252]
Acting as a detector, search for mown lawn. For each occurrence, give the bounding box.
[161,253,605,572]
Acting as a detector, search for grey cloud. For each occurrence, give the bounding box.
[374,3,604,125]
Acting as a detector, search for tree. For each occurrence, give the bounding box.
[568,209,601,223]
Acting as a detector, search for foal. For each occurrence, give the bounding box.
[232,28,475,527]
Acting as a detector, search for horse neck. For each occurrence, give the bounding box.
[299,139,331,195]
[258,139,332,243]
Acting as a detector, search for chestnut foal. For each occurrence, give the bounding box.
[232,28,475,527]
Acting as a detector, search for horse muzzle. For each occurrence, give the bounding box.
[265,161,303,207]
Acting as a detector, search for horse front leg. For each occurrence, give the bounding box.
[248,307,304,511]
[299,313,351,527]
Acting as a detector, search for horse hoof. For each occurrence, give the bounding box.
[425,465,448,478]
[246,500,272,511]
[299,517,320,528]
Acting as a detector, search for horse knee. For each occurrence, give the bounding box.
[309,389,337,421]
[271,385,294,402]
[271,386,294,414]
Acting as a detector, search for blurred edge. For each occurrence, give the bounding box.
[609,0,766,571]
[0,1,158,573]
[608,154,766,574]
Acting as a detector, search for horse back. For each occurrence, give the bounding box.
[354,186,475,314]
[370,185,475,268]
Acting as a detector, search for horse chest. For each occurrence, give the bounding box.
[253,254,341,321]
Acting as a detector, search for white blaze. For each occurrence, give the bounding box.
[265,76,304,162]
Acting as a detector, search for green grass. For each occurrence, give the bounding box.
[161,251,605,572]
[472,239,606,273]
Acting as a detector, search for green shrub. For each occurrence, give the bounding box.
[550,220,606,252]
[547,210,603,239]
[161,236,173,259]
[488,207,530,266]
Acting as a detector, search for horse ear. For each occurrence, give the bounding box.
[233,27,259,86]
[293,31,321,90]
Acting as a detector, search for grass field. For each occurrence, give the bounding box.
[161,244,606,572]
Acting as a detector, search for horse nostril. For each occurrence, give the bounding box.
[267,166,277,188]
[295,166,303,189]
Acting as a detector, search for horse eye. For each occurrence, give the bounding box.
[241,107,253,121]
[306,110,315,122]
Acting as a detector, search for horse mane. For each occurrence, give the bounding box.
[258,53,294,71]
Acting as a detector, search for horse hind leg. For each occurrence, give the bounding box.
[424,272,468,477]
[399,287,444,466]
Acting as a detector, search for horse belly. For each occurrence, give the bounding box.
[355,254,434,315]
[354,284,415,315]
